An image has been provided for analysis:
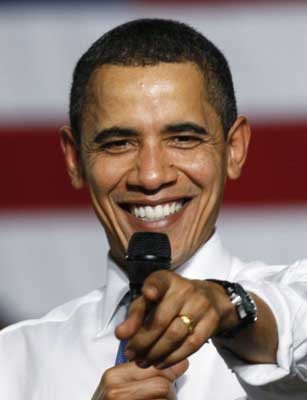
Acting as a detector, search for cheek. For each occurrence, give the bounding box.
[176,149,221,189]
[84,158,123,198]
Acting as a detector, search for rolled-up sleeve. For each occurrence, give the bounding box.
[218,259,307,398]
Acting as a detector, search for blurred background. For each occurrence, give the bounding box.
[0,0,306,328]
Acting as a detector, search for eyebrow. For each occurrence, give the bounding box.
[93,122,208,143]
[163,122,208,135]
[94,127,137,143]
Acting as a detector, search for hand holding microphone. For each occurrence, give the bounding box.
[116,233,242,370]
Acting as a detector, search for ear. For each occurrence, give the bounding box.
[226,116,251,180]
[60,126,84,189]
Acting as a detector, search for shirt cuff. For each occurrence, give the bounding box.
[218,280,297,386]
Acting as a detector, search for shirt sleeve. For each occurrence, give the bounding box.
[217,259,307,399]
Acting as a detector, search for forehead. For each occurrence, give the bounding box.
[88,62,205,104]
[83,62,219,133]
[92,61,204,91]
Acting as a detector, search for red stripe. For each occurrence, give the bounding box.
[1,121,306,210]
[225,121,307,205]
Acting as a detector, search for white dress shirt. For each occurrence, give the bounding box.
[0,233,307,399]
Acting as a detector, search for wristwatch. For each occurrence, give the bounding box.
[207,279,258,338]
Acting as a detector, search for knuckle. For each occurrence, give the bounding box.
[153,313,166,329]
[175,280,194,299]
[146,269,167,284]
[153,377,172,396]
[102,368,114,384]
[210,308,221,325]
[104,386,119,400]
[186,333,202,351]
[167,324,184,342]
[196,293,211,310]
[184,279,195,292]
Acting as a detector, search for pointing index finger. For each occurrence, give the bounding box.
[142,270,176,302]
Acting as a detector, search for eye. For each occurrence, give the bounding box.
[99,139,136,154]
[168,135,203,149]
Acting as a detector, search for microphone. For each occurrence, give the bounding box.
[126,232,171,301]
[115,232,171,365]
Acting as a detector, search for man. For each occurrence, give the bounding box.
[1,19,306,399]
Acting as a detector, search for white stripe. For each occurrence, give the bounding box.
[0,3,306,122]
[0,207,306,323]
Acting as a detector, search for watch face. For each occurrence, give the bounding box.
[237,304,248,319]
[235,283,257,322]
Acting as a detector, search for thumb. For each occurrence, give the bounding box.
[168,359,189,380]
[166,360,189,400]
[158,359,189,382]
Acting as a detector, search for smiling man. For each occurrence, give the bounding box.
[65,61,232,268]
[1,19,307,400]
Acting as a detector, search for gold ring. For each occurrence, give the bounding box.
[179,315,194,334]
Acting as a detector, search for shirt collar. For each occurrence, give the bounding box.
[96,231,232,336]
[96,253,129,337]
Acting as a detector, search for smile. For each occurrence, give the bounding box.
[119,198,191,222]
[131,201,183,221]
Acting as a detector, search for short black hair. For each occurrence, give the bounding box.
[69,18,237,144]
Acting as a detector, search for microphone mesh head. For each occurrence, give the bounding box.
[127,232,171,260]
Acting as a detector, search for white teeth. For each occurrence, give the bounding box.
[145,206,155,219]
[164,204,170,216]
[131,201,184,221]
[155,205,163,219]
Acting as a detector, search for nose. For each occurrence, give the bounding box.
[127,142,178,192]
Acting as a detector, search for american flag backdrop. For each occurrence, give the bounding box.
[0,0,306,327]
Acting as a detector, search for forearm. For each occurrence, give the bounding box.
[214,292,278,364]
[213,273,307,398]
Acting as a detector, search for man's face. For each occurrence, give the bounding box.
[63,62,248,267]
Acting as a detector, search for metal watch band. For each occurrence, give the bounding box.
[206,279,258,338]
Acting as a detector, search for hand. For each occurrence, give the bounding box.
[92,359,188,400]
[115,271,236,369]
